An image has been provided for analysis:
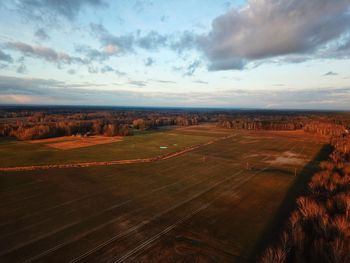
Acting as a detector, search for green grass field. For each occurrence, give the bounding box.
[0,125,230,167]
[0,125,328,262]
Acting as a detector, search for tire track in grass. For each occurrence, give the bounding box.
[0,180,46,195]
[0,135,241,221]
[1,153,247,261]
[68,139,296,263]
[0,138,246,236]
[69,170,248,263]
[110,142,306,263]
[4,135,288,262]
[114,172,263,263]
[0,166,224,258]
[46,138,292,263]
[0,160,224,240]
[0,138,242,229]
[16,136,276,262]
[18,169,246,263]
[77,165,273,263]
[0,134,237,172]
[117,142,305,263]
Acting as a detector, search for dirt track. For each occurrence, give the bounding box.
[0,134,235,172]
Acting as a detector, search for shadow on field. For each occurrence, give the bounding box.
[254,167,294,176]
[251,144,332,262]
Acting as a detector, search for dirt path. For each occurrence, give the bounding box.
[0,134,235,172]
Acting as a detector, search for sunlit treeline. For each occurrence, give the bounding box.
[260,131,350,263]
[0,109,206,140]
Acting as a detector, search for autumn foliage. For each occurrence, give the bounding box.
[260,131,350,263]
[0,108,204,140]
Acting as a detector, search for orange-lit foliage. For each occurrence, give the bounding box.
[0,108,205,140]
[260,130,350,263]
[303,121,346,137]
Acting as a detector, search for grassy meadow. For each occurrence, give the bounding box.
[0,125,230,167]
[0,125,328,262]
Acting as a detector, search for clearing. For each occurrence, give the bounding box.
[0,125,329,262]
[29,136,123,150]
[0,125,226,168]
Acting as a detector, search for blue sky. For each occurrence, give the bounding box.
[0,0,349,109]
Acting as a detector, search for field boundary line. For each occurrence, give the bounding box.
[0,134,236,172]
[69,139,295,263]
[111,142,304,262]
[3,136,295,262]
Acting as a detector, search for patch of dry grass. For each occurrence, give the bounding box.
[30,136,123,150]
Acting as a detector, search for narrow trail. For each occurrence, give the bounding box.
[0,134,236,172]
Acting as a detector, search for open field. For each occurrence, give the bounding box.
[0,125,329,262]
[29,136,124,150]
[0,125,229,168]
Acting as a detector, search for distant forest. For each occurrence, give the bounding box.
[1,106,350,261]
[0,107,349,140]
[0,108,204,140]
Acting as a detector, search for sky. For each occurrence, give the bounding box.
[0,0,349,110]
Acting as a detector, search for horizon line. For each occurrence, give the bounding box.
[0,104,349,112]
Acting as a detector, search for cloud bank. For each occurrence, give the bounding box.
[1,75,350,110]
[200,0,350,70]
[7,42,85,65]
[15,0,106,21]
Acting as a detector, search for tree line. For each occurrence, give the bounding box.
[0,109,206,140]
[1,108,349,141]
[217,116,349,135]
[260,129,350,263]
[0,120,132,140]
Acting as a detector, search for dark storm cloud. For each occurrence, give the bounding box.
[0,50,13,63]
[15,0,106,21]
[200,0,350,70]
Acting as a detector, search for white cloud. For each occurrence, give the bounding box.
[200,0,350,70]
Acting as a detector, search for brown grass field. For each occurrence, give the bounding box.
[29,136,123,150]
[0,125,329,262]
